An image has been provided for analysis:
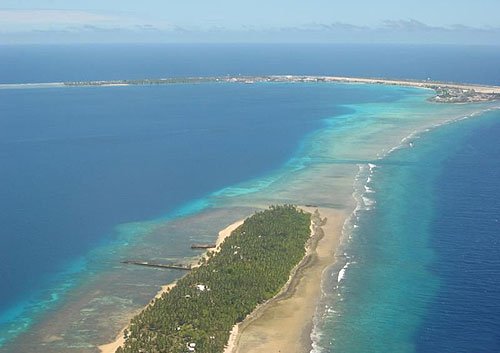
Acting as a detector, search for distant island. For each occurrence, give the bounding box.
[4,75,498,103]
[109,205,322,353]
[61,75,500,104]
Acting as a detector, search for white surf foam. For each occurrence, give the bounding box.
[337,262,350,283]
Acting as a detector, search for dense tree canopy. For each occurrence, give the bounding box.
[117,205,311,353]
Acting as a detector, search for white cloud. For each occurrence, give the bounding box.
[0,9,171,31]
[1,13,500,44]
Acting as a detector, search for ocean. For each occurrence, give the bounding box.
[313,108,500,353]
[0,44,499,352]
[2,44,500,85]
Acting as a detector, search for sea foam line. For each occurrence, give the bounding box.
[378,106,500,160]
[309,158,377,352]
[308,105,500,353]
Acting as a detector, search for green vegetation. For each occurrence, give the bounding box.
[116,205,311,353]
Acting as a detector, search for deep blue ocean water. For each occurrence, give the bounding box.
[322,110,500,352]
[1,44,500,85]
[0,44,499,351]
[415,112,500,352]
[0,71,406,347]
[0,84,360,313]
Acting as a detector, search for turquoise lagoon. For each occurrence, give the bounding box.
[0,79,498,353]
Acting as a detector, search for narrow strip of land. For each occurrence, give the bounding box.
[2,75,499,103]
[100,206,313,353]
[228,206,347,353]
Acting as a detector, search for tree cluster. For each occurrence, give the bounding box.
[117,205,311,353]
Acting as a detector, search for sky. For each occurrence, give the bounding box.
[1,0,499,44]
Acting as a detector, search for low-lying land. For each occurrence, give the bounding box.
[230,206,345,353]
[114,205,313,353]
[5,75,498,103]
[61,75,500,103]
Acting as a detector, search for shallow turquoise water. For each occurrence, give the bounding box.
[314,109,500,352]
[1,64,498,352]
[0,82,413,351]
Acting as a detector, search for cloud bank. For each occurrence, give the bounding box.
[1,11,499,45]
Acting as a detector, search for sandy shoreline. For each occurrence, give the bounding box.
[98,206,344,353]
[222,207,322,353]
[226,207,348,353]
[4,75,500,95]
[98,219,244,353]
[308,76,500,94]
[91,76,497,353]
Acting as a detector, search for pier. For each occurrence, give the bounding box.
[190,243,217,249]
[122,260,192,271]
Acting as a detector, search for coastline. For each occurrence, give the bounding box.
[227,207,348,353]
[3,77,499,353]
[103,93,496,353]
[309,75,500,94]
[2,75,499,103]
[59,75,500,94]
[98,206,335,353]
[223,105,499,353]
[98,219,245,353]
